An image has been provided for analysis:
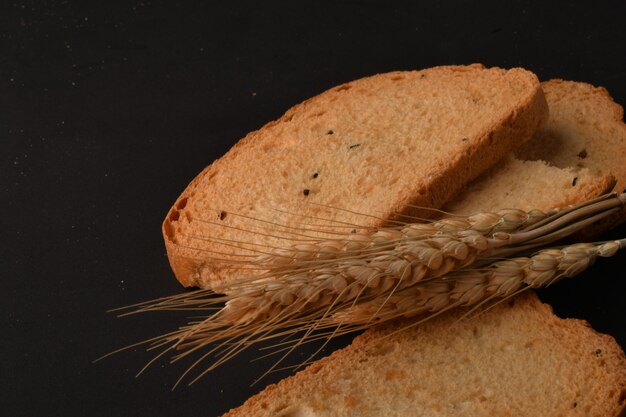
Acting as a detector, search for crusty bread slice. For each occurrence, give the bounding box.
[446,80,624,216]
[163,64,548,289]
[520,80,626,197]
[520,80,626,234]
[223,293,626,417]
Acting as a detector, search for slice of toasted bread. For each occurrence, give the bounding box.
[520,80,626,235]
[223,293,626,417]
[444,80,624,231]
[163,64,547,289]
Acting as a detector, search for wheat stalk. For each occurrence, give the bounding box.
[106,193,626,386]
[255,239,625,373]
[149,192,624,327]
[330,240,624,326]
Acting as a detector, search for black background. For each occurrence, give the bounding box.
[4,1,626,416]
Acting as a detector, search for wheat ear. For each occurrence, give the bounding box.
[261,239,625,372]
[108,193,625,385]
[330,240,624,326]
[160,192,624,328]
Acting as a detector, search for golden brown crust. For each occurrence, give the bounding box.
[163,65,547,289]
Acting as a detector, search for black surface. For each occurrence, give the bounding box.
[4,2,626,416]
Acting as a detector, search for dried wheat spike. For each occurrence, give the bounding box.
[331,240,624,326]
[210,193,625,327]
[106,193,626,385]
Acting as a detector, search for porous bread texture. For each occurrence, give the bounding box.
[520,80,626,196]
[444,156,614,215]
[445,80,620,215]
[163,64,547,288]
[223,293,626,417]
[520,80,626,235]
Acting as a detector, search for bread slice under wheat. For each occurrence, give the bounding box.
[223,293,626,417]
[220,81,626,416]
[445,79,624,216]
[520,80,626,198]
[163,64,548,289]
[519,79,626,235]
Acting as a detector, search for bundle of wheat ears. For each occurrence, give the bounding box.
[106,192,626,387]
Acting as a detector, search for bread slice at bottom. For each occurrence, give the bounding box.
[223,293,626,417]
